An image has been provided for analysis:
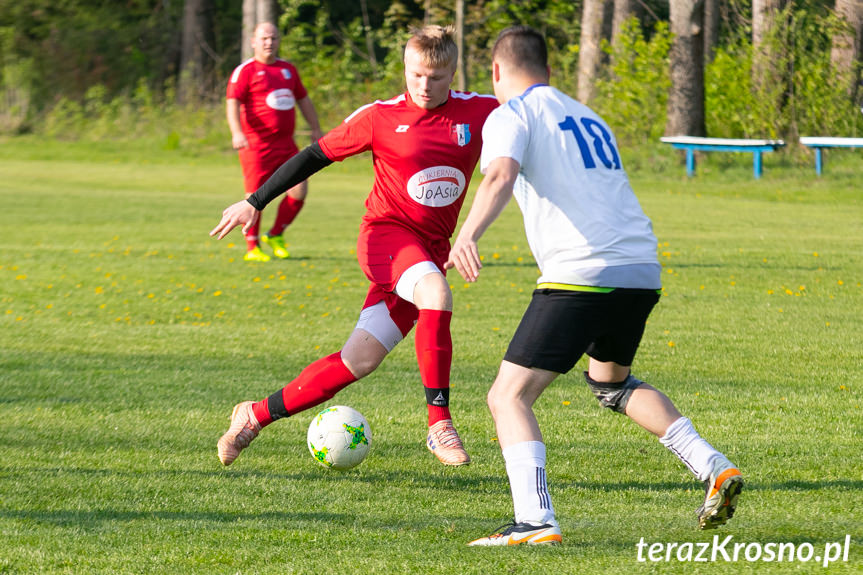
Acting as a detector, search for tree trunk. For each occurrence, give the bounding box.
[359,0,379,75]
[831,0,863,101]
[704,0,720,63]
[179,0,216,104]
[242,0,255,62]
[752,0,783,91]
[612,0,642,54]
[578,0,608,104]
[256,0,278,26]
[666,0,706,136]
[455,0,467,91]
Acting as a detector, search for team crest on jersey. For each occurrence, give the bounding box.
[281,69,292,80]
[407,166,466,208]
[451,124,471,147]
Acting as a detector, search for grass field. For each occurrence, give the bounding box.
[1,137,861,574]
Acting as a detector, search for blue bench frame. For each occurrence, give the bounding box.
[660,136,786,179]
[799,137,863,175]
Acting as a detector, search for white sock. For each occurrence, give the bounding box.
[659,417,724,481]
[502,441,556,525]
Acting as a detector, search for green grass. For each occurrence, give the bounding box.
[1,137,861,574]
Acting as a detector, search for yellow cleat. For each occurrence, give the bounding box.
[244,246,271,262]
[261,233,290,259]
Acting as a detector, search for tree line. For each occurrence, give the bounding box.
[1,0,860,146]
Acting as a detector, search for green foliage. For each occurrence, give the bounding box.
[35,81,229,153]
[704,45,759,138]
[594,19,672,145]
[2,0,861,145]
[706,7,863,140]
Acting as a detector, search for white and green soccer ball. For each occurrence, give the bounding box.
[307,405,371,470]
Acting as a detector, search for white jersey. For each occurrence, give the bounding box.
[481,84,661,289]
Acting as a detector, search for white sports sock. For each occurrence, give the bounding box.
[502,441,556,525]
[659,417,724,481]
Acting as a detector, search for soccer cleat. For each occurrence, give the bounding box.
[261,233,290,259]
[244,246,271,262]
[697,457,744,529]
[467,520,562,546]
[426,419,471,466]
[217,401,261,466]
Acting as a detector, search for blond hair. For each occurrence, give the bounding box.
[405,25,458,70]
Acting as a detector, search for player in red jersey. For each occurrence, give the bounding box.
[227,22,323,262]
[212,25,499,467]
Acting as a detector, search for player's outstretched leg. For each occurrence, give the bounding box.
[697,457,743,530]
[217,401,261,466]
[217,352,359,466]
[467,520,562,546]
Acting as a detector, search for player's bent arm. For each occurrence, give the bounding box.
[226,98,247,149]
[446,157,520,282]
[296,96,324,142]
[246,142,333,210]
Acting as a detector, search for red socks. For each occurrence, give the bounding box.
[252,352,357,427]
[415,309,453,426]
[249,309,453,429]
[244,217,260,251]
[269,196,304,237]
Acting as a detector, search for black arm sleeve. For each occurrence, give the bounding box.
[245,141,334,211]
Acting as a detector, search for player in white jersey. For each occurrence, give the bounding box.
[446,26,743,546]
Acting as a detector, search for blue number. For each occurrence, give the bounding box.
[558,116,595,169]
[558,115,621,170]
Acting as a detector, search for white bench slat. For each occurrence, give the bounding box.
[799,137,863,147]
[661,136,785,147]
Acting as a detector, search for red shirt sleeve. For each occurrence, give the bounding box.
[226,62,250,101]
[318,104,375,161]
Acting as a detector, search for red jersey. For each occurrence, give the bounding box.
[319,90,499,242]
[227,58,308,153]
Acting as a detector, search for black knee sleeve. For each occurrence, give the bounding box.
[583,372,644,414]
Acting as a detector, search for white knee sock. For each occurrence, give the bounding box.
[659,416,724,481]
[503,440,556,525]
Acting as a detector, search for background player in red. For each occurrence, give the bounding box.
[212,25,499,467]
[227,22,323,262]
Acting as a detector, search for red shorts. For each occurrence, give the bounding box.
[356,222,450,337]
[239,145,299,195]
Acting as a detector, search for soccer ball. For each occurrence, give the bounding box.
[307,405,372,470]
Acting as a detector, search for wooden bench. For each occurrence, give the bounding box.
[799,137,863,175]
[660,136,786,179]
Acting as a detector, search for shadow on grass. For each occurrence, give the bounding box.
[565,478,863,493]
[10,464,863,492]
[4,464,507,493]
[0,508,343,528]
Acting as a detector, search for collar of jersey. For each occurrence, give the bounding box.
[519,83,548,100]
[405,90,450,112]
